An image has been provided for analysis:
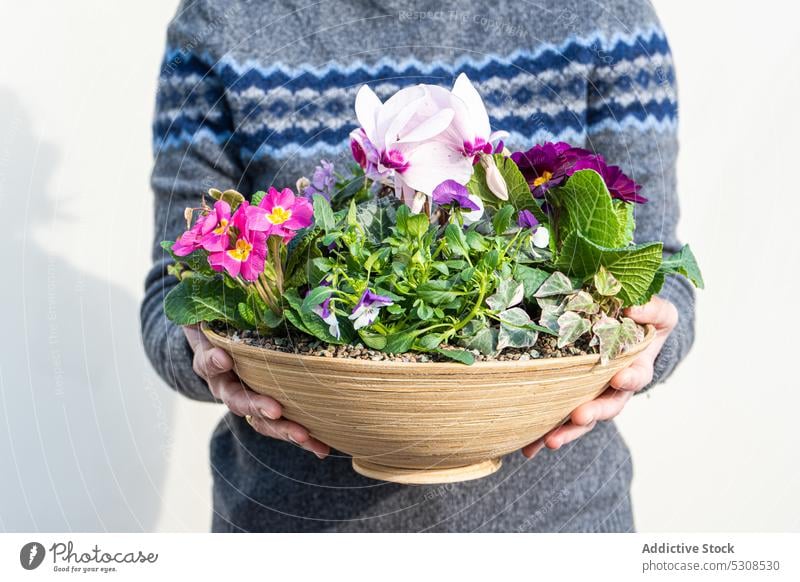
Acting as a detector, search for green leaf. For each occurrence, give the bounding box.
[164,278,245,326]
[301,285,334,313]
[594,266,623,296]
[515,265,550,300]
[534,271,575,298]
[549,169,623,248]
[406,213,430,238]
[417,280,460,305]
[556,311,591,348]
[556,231,662,306]
[486,280,524,311]
[444,223,470,257]
[660,244,704,289]
[564,291,599,314]
[435,348,475,365]
[251,190,267,206]
[592,316,644,364]
[356,197,397,243]
[458,319,498,355]
[497,307,539,351]
[418,333,444,350]
[284,288,347,344]
[613,199,635,245]
[537,297,565,333]
[208,188,245,211]
[492,204,515,235]
[237,302,257,327]
[312,194,336,233]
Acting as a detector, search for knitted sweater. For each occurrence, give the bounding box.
[141,0,695,532]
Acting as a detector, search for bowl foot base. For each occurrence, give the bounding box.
[352,457,502,485]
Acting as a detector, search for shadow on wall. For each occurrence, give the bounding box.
[0,88,175,531]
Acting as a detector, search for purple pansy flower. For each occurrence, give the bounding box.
[348,289,393,330]
[567,155,647,204]
[517,210,550,249]
[303,159,336,201]
[307,280,340,339]
[432,180,480,211]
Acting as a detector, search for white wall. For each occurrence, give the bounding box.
[0,0,796,532]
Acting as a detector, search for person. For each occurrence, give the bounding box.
[142,0,695,532]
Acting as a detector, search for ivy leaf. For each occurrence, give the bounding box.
[556,231,662,306]
[486,280,524,311]
[592,316,644,364]
[565,290,599,314]
[208,188,245,211]
[312,194,336,233]
[458,320,498,355]
[534,271,575,298]
[515,265,550,300]
[594,266,623,296]
[497,307,539,351]
[660,244,704,289]
[435,348,475,365]
[537,297,565,333]
[164,278,246,326]
[556,311,591,348]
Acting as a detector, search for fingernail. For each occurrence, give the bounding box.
[210,354,224,369]
[261,408,279,420]
[315,452,326,460]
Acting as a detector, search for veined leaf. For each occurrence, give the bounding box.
[312,194,336,232]
[556,231,662,306]
[594,266,623,296]
[660,244,704,289]
[534,271,575,298]
[593,316,644,364]
[164,278,245,326]
[565,290,599,314]
[486,280,524,311]
[556,311,591,348]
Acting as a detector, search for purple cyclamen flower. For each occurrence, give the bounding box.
[348,289,393,330]
[567,155,647,204]
[303,159,336,201]
[432,180,480,211]
[510,142,572,198]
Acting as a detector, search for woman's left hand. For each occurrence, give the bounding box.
[521,296,679,459]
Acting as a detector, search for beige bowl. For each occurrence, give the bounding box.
[202,324,655,484]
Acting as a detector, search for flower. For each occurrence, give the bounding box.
[461,195,485,226]
[246,187,314,241]
[302,159,336,200]
[172,201,230,256]
[348,289,393,330]
[207,203,267,281]
[517,210,550,249]
[446,73,508,157]
[307,281,340,339]
[510,142,572,198]
[432,180,480,210]
[567,155,647,204]
[479,153,509,200]
[350,83,473,208]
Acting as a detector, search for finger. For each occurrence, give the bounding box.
[215,380,283,420]
[246,416,330,459]
[192,345,235,380]
[182,324,205,351]
[625,297,678,330]
[609,357,655,392]
[544,421,596,449]
[521,438,545,459]
[570,388,632,426]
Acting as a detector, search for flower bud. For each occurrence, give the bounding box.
[296,176,311,194]
[479,153,508,200]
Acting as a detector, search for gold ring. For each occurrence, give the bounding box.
[245,415,255,427]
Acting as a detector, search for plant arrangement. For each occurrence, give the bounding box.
[163,74,703,366]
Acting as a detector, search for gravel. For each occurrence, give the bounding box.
[212,324,599,362]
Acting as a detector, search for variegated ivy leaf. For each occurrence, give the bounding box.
[556,311,591,348]
[592,316,644,364]
[208,188,245,211]
[486,280,525,311]
[498,307,539,351]
[594,266,623,297]
[537,297,565,333]
[565,290,599,314]
[533,271,575,298]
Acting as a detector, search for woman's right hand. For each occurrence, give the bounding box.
[182,325,330,459]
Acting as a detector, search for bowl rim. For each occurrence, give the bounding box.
[200,322,656,372]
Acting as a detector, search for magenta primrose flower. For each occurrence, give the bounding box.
[207,202,266,281]
[246,187,314,241]
[172,200,231,256]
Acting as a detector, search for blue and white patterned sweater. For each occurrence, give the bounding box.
[142,0,694,532]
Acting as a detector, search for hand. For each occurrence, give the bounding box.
[521,296,678,459]
[182,325,330,459]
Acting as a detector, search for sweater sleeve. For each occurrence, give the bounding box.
[140,3,249,402]
[584,3,696,390]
